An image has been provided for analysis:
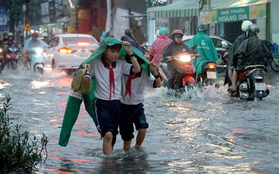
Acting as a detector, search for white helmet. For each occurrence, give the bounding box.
[241,20,252,32]
[42,32,48,37]
[156,30,160,37]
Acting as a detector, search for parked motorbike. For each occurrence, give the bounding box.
[5,45,20,71]
[0,48,4,73]
[25,47,45,74]
[236,65,269,101]
[159,52,197,94]
[196,61,217,87]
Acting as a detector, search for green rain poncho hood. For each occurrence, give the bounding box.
[185,31,218,74]
[58,37,149,147]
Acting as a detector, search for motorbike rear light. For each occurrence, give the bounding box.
[256,80,262,83]
[78,42,89,46]
[90,49,96,53]
[208,63,216,69]
[59,47,73,54]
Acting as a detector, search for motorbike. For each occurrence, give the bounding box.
[0,48,4,73]
[196,61,217,87]
[159,52,197,95]
[236,65,269,101]
[270,54,279,72]
[25,47,45,74]
[141,42,150,60]
[216,40,231,73]
[5,45,20,71]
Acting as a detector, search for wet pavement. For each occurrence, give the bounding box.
[0,68,279,174]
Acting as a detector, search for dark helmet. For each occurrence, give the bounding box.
[124,28,132,35]
[3,31,8,37]
[246,24,260,34]
[171,29,183,38]
[197,23,207,31]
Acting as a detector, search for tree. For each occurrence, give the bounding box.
[2,0,24,32]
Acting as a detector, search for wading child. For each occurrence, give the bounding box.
[120,56,162,151]
[59,37,141,155]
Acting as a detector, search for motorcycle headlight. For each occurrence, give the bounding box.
[35,48,43,54]
[179,55,191,62]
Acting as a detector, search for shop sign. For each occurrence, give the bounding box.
[217,7,249,23]
[0,5,7,31]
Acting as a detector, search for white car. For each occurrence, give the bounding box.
[46,34,99,74]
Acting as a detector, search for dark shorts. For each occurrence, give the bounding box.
[119,103,149,141]
[94,98,121,146]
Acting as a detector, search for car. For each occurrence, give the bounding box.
[183,35,232,73]
[46,34,99,75]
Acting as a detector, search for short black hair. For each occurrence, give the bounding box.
[107,44,121,51]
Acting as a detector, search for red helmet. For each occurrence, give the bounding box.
[171,29,183,38]
[32,32,38,36]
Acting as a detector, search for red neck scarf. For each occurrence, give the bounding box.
[106,66,115,99]
[125,76,137,98]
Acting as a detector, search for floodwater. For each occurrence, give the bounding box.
[0,67,279,174]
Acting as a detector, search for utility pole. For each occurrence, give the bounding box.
[23,0,29,44]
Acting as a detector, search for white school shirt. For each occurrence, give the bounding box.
[121,69,155,105]
[89,58,132,100]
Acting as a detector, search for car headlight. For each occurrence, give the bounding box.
[180,55,191,62]
[0,48,2,53]
[35,48,43,54]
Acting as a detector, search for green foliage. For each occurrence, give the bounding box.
[2,0,24,20]
[0,95,48,173]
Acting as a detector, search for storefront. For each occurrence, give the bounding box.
[200,0,273,42]
[147,0,274,44]
[147,0,199,44]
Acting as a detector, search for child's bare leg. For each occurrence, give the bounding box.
[123,140,132,151]
[135,129,146,147]
[103,132,113,154]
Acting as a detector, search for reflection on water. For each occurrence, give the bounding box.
[1,70,279,173]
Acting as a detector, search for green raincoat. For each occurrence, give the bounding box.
[185,31,218,74]
[58,37,149,147]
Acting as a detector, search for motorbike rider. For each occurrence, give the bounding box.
[23,32,48,63]
[41,32,50,45]
[162,29,199,89]
[2,32,8,43]
[4,33,18,48]
[149,27,172,66]
[186,23,218,77]
[121,28,144,53]
[224,20,252,87]
[230,24,271,96]
[4,33,19,66]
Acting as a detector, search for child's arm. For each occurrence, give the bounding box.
[149,62,162,88]
[122,41,141,73]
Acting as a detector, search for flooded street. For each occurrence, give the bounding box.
[1,68,279,174]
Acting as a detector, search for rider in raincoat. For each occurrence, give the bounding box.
[186,23,218,74]
[23,32,48,62]
[58,37,150,147]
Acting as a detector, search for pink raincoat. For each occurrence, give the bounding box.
[149,34,172,65]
